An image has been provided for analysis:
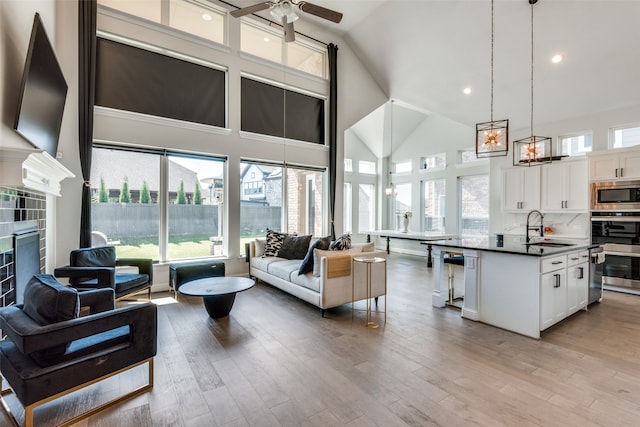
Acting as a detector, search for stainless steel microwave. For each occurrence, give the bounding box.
[591,180,640,211]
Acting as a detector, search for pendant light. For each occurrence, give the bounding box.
[385,100,397,197]
[513,0,552,166]
[476,0,509,158]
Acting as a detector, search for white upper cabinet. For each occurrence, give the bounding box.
[541,159,588,212]
[589,148,640,181]
[502,167,540,212]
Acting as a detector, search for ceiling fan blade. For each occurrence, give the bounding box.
[298,2,343,23]
[230,2,273,18]
[283,17,295,42]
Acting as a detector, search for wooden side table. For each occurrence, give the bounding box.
[352,256,387,328]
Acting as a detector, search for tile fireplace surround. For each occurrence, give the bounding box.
[0,186,46,309]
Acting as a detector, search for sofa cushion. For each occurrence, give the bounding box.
[264,229,287,257]
[267,260,302,282]
[298,236,331,275]
[251,256,286,273]
[330,233,352,251]
[254,238,266,257]
[290,271,321,293]
[278,234,312,260]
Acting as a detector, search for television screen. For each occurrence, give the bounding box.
[14,13,68,158]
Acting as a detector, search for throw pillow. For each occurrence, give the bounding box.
[278,234,312,260]
[298,236,331,275]
[361,242,375,252]
[22,274,80,364]
[264,229,286,257]
[23,274,80,325]
[254,238,266,257]
[330,233,352,251]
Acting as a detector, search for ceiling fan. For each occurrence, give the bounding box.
[230,1,343,42]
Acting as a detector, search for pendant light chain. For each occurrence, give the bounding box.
[530,1,534,136]
[490,0,494,122]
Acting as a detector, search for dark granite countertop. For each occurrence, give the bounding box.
[423,237,598,257]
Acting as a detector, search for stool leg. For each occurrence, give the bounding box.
[448,264,454,303]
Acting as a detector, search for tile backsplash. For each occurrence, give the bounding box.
[0,186,46,308]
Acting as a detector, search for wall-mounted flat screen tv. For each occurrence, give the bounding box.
[14,13,68,158]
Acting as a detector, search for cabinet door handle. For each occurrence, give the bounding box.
[615,168,619,177]
[554,274,561,288]
[570,257,579,261]
[621,168,624,177]
[578,267,584,279]
[551,261,564,265]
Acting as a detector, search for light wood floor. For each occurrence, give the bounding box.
[3,254,640,426]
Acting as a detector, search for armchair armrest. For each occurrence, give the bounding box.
[0,303,157,356]
[54,265,116,289]
[78,288,115,314]
[116,258,153,283]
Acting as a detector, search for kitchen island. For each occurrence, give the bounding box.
[430,237,597,338]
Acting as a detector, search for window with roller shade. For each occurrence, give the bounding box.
[95,37,226,127]
[240,76,324,144]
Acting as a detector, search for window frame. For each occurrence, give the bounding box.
[609,123,640,149]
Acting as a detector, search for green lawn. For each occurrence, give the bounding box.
[115,233,265,260]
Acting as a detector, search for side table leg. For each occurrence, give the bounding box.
[427,244,433,268]
[386,236,390,254]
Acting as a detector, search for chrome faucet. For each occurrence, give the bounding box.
[526,210,544,243]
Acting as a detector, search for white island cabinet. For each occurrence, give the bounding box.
[431,239,594,339]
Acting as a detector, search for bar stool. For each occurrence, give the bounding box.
[443,252,464,309]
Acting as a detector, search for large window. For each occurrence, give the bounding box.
[344,182,352,233]
[394,183,412,230]
[285,167,324,236]
[239,162,282,254]
[423,179,445,233]
[358,184,375,233]
[99,0,226,45]
[459,175,489,237]
[167,155,225,259]
[240,20,327,78]
[240,76,325,144]
[91,147,226,261]
[611,124,640,148]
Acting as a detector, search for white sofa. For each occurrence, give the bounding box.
[249,240,387,315]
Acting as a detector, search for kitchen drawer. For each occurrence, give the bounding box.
[542,255,567,273]
[567,250,590,267]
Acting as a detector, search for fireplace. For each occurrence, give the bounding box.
[13,229,40,304]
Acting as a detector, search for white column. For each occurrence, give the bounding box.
[461,249,480,321]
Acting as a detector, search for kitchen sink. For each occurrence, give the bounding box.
[524,242,576,247]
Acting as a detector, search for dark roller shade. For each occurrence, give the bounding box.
[241,77,284,137]
[241,77,324,144]
[285,90,324,143]
[96,38,225,127]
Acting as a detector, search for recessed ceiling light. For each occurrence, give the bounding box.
[551,54,563,63]
[263,37,270,42]
[201,13,212,21]
[463,87,472,95]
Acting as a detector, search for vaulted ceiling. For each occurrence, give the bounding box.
[231,0,640,137]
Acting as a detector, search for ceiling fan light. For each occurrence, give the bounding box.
[270,1,299,23]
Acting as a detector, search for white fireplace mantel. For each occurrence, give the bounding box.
[0,147,75,196]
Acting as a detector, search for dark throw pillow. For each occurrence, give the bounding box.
[264,229,287,257]
[22,274,80,365]
[330,233,352,251]
[298,236,331,275]
[278,234,312,260]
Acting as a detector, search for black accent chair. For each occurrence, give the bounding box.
[54,246,153,301]
[0,274,157,427]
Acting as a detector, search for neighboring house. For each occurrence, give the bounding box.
[240,164,282,206]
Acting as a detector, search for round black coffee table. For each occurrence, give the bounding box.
[178,277,255,318]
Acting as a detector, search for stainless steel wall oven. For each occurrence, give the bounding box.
[591,210,640,293]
